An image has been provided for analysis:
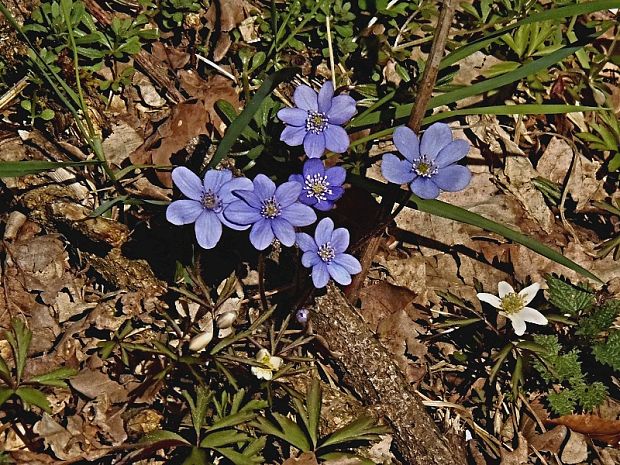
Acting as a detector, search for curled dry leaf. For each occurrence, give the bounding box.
[281,452,320,465]
[546,414,620,447]
[561,432,588,464]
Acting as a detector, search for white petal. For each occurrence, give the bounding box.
[508,314,527,336]
[269,356,283,370]
[251,367,272,380]
[189,323,214,351]
[518,307,547,326]
[519,283,541,306]
[477,293,501,308]
[255,348,270,362]
[498,281,515,298]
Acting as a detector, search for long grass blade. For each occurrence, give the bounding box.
[0,160,99,177]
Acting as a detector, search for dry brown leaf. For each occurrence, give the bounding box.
[528,425,567,454]
[205,0,255,32]
[70,370,128,403]
[560,432,588,464]
[102,121,144,167]
[281,452,320,465]
[546,414,620,447]
[499,433,529,465]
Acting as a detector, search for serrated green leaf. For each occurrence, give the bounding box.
[15,387,50,412]
[200,430,250,448]
[29,367,77,387]
[546,275,595,315]
[577,300,620,337]
[593,331,620,371]
[206,411,259,432]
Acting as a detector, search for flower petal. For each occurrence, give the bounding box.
[195,211,222,249]
[318,81,334,113]
[232,189,262,208]
[296,232,317,252]
[519,283,541,306]
[302,250,321,267]
[334,253,361,274]
[507,314,527,336]
[172,167,203,200]
[327,262,352,285]
[223,200,262,225]
[314,217,334,245]
[498,281,515,298]
[281,125,307,146]
[299,194,318,206]
[313,199,334,211]
[434,139,470,168]
[410,177,440,199]
[330,227,350,253]
[312,262,330,288]
[249,219,274,250]
[477,292,502,308]
[253,174,276,200]
[420,123,452,160]
[432,165,472,192]
[294,85,318,111]
[324,125,350,154]
[303,158,325,178]
[326,95,356,125]
[271,217,296,247]
[519,307,547,325]
[275,181,303,207]
[203,169,232,192]
[218,212,250,231]
[325,165,346,185]
[219,177,253,204]
[277,107,307,126]
[304,132,326,158]
[325,185,344,201]
[382,153,415,185]
[281,203,317,227]
[166,200,203,225]
[393,126,420,162]
[289,173,304,185]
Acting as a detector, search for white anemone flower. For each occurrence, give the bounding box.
[251,349,283,381]
[477,281,547,336]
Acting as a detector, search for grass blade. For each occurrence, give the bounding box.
[0,160,99,178]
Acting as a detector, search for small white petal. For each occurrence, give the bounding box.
[269,356,283,370]
[255,348,270,362]
[507,314,527,336]
[519,283,541,306]
[518,307,548,325]
[498,281,515,298]
[189,323,214,351]
[251,367,273,380]
[477,293,502,308]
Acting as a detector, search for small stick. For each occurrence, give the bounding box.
[326,13,337,88]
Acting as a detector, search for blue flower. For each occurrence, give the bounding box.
[224,174,317,250]
[381,123,472,199]
[166,167,253,249]
[288,159,346,211]
[296,218,362,288]
[277,81,356,158]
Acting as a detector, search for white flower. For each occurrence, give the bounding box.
[477,281,547,336]
[251,349,283,381]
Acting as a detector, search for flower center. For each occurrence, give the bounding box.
[304,173,332,201]
[305,111,329,134]
[317,242,336,263]
[201,190,222,212]
[500,293,525,315]
[260,197,281,219]
[412,155,438,178]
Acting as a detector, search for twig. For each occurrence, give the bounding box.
[258,252,268,312]
[326,13,337,87]
[196,54,237,83]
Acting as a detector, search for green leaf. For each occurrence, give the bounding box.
[272,413,312,452]
[213,447,259,465]
[140,429,191,446]
[547,389,576,415]
[576,300,620,338]
[351,175,603,283]
[489,343,514,382]
[0,387,13,408]
[0,160,99,178]
[319,415,388,449]
[29,367,77,387]
[306,378,321,448]
[208,67,298,169]
[593,331,620,371]
[319,452,375,465]
[546,275,596,315]
[182,447,208,465]
[207,410,260,432]
[0,355,11,383]
[190,386,212,437]
[15,387,51,412]
[200,430,250,448]
[6,319,31,384]
[252,416,311,452]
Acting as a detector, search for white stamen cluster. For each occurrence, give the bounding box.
[317,242,336,263]
[260,197,281,219]
[305,111,329,134]
[201,190,222,212]
[304,173,332,201]
[412,155,438,178]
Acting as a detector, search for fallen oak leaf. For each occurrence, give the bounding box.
[546,414,620,447]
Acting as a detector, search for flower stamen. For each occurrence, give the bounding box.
[304,173,332,201]
[201,190,222,212]
[305,111,329,134]
[412,155,438,178]
[317,242,336,263]
[500,293,525,315]
[260,197,281,219]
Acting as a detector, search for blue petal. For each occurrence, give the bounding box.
[281,125,307,146]
[313,199,334,211]
[381,153,415,185]
[223,200,262,225]
[203,169,232,192]
[325,166,346,185]
[327,262,352,285]
[434,139,470,168]
[195,211,222,249]
[275,181,303,208]
[324,125,350,154]
[218,212,250,231]
[303,158,325,178]
[219,177,253,204]
[249,219,274,250]
[233,190,262,209]
[271,217,296,247]
[299,194,318,206]
[420,123,452,160]
[326,95,356,125]
[317,81,334,113]
[281,203,317,227]
[288,173,304,185]
[302,251,321,267]
[277,108,307,126]
[410,177,440,199]
[296,232,317,252]
[166,200,203,225]
[330,227,350,253]
[433,165,472,192]
[172,167,203,200]
[334,253,361,274]
[312,262,330,288]
[253,174,276,200]
[314,217,334,245]
[304,132,326,158]
[293,85,318,111]
[393,126,420,162]
[325,186,344,201]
